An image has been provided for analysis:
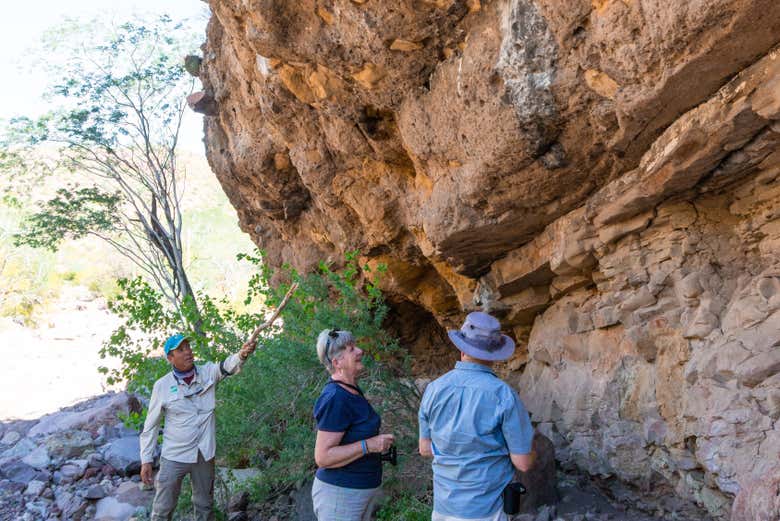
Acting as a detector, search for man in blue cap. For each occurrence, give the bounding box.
[418,312,536,521]
[139,333,257,521]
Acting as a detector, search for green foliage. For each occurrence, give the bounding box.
[0,150,255,321]
[2,15,203,318]
[14,187,122,250]
[117,410,146,432]
[376,493,433,521]
[99,275,189,392]
[3,15,196,227]
[40,15,195,151]
[102,250,425,512]
[0,206,59,324]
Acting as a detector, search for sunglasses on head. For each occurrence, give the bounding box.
[324,328,340,364]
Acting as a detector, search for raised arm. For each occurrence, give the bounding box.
[215,340,257,381]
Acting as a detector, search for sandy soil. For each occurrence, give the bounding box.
[0,285,123,421]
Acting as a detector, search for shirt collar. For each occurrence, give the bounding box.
[455,361,496,375]
[172,365,199,385]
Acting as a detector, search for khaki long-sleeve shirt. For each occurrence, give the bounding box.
[139,353,244,464]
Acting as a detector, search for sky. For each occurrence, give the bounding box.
[1,0,212,152]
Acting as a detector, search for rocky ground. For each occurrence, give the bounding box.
[0,393,152,521]
[0,391,716,521]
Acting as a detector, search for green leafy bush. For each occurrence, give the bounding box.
[100,250,428,512]
[376,493,433,521]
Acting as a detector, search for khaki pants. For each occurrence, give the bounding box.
[151,453,215,521]
[311,477,382,521]
[432,510,508,521]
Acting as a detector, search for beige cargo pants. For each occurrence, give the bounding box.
[151,453,215,521]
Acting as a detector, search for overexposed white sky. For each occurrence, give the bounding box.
[1,0,211,152]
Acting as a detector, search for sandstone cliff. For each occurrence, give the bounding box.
[198,1,780,519]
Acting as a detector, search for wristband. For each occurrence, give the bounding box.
[361,440,368,455]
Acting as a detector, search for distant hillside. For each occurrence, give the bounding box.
[0,151,256,324]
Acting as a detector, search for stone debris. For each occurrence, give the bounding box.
[23,480,45,497]
[103,436,141,476]
[21,446,51,470]
[186,91,218,116]
[0,393,152,521]
[0,431,21,446]
[84,483,107,500]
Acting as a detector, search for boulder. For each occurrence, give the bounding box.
[23,479,46,497]
[517,432,559,514]
[87,452,104,468]
[1,430,21,445]
[24,500,49,518]
[22,445,51,469]
[60,458,88,482]
[0,461,38,483]
[28,393,137,437]
[94,496,136,521]
[0,438,36,464]
[114,480,154,505]
[102,436,141,475]
[84,483,107,500]
[45,430,93,461]
[55,492,88,519]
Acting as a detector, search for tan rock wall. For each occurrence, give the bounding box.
[199,1,780,518]
[517,183,780,519]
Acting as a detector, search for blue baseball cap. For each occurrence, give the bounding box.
[164,333,189,356]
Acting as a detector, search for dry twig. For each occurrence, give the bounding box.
[246,282,299,345]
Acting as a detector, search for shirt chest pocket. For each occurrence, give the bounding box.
[166,392,194,418]
[195,383,216,413]
[166,380,217,416]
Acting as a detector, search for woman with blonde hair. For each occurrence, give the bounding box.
[311,329,395,521]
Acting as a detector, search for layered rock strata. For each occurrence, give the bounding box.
[198,1,780,519]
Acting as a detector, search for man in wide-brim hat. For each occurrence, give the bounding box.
[418,311,536,521]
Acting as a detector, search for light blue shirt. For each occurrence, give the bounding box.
[418,362,534,518]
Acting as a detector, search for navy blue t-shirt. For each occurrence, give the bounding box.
[313,381,382,489]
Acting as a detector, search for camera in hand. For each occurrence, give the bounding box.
[380,446,397,466]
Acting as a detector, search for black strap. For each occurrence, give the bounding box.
[219,360,231,377]
[329,379,364,397]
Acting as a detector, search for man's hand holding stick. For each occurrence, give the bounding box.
[239,282,299,360]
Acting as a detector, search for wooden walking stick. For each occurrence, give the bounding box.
[244,282,299,349]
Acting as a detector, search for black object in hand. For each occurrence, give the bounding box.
[502,481,527,515]
[380,446,397,466]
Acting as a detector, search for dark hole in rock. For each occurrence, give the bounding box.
[359,105,396,141]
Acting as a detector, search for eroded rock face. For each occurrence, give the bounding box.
[199,1,780,519]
